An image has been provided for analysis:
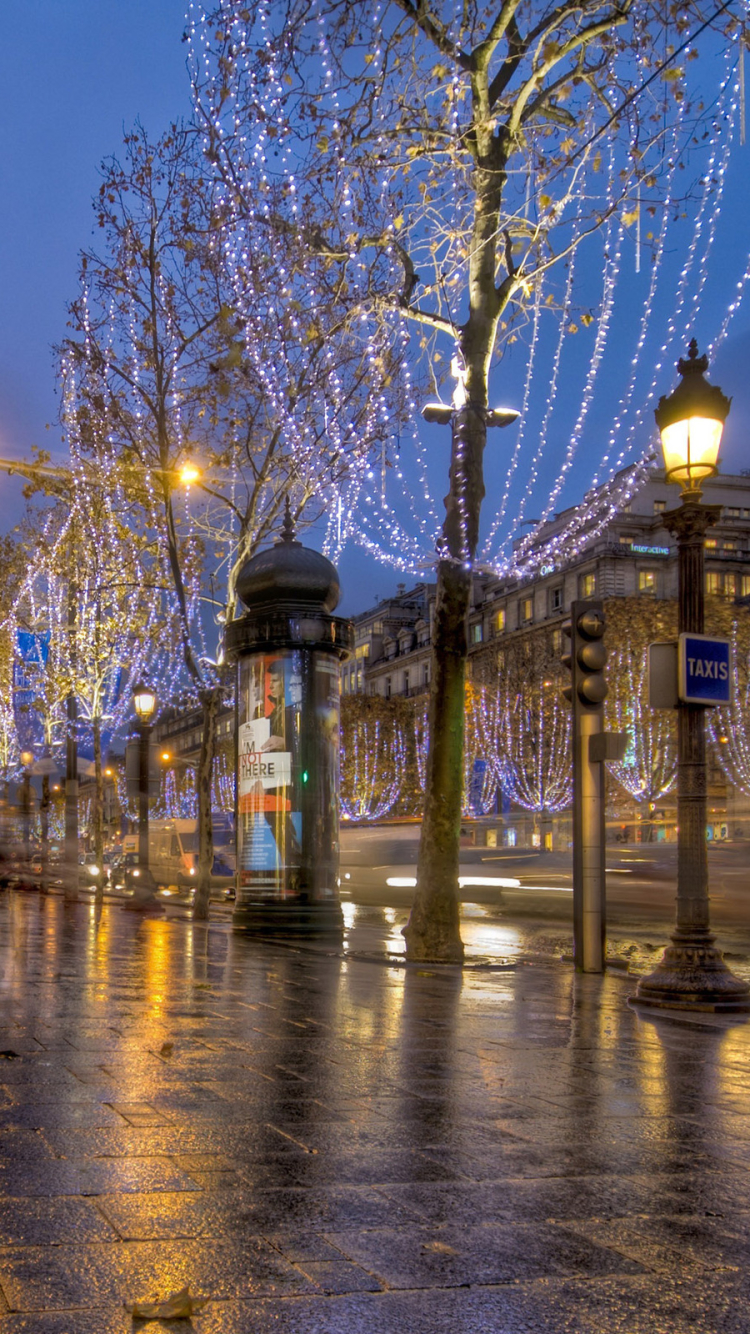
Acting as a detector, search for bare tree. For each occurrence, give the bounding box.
[65,117,408,917]
[193,0,737,956]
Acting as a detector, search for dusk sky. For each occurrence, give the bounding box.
[1,3,749,618]
[0,5,190,523]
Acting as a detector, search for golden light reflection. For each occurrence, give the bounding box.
[458,907,524,961]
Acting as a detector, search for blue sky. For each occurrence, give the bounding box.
[0,3,191,491]
[1,3,749,619]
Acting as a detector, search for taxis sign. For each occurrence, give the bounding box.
[678,634,731,705]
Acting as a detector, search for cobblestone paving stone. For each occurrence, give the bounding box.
[1,893,750,1331]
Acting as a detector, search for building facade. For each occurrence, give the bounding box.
[151,466,750,841]
[353,468,750,700]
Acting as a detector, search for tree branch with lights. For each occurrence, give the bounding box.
[192,0,740,957]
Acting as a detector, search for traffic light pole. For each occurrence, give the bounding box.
[573,705,606,974]
[563,601,627,974]
[567,602,606,973]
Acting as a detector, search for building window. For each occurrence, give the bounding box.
[495,608,506,633]
[726,507,741,518]
[403,671,410,695]
[705,538,717,550]
[724,542,737,552]
[706,572,722,595]
[742,576,750,598]
[385,676,392,699]
[520,597,533,623]
[579,573,596,598]
[371,620,383,635]
[550,586,564,612]
[470,623,483,644]
[423,663,430,685]
[724,573,737,599]
[638,570,656,593]
[551,628,562,654]
[654,499,667,513]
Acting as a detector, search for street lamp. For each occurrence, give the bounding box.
[132,682,157,880]
[19,750,33,870]
[634,339,750,1011]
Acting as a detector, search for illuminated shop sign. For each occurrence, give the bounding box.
[628,544,669,556]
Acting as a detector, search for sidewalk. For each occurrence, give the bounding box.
[1,892,750,1332]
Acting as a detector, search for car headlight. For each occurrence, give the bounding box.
[86,864,99,876]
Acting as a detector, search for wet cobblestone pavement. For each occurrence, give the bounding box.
[2,893,750,1331]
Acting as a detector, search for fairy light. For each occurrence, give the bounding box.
[606,651,677,805]
[193,5,750,594]
[511,226,581,548]
[340,715,406,820]
[484,274,544,554]
[709,624,750,795]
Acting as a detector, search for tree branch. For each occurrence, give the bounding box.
[391,0,472,69]
[508,8,630,138]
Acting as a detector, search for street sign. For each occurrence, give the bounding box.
[678,633,731,705]
[589,732,629,763]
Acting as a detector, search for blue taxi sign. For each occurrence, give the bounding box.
[678,634,731,705]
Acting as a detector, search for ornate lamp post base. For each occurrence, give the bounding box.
[634,929,750,1012]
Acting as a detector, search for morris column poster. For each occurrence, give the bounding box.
[237,653,301,893]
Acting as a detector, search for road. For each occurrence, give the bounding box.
[339,823,750,978]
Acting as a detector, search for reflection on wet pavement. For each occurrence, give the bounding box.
[1,891,750,1331]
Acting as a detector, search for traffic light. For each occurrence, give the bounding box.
[561,601,608,713]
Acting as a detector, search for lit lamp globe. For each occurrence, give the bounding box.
[654,339,731,500]
[132,683,157,724]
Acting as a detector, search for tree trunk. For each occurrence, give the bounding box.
[403,112,506,960]
[403,557,470,962]
[93,717,106,910]
[192,686,220,920]
[405,396,490,961]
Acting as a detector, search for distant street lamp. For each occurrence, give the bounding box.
[132,682,157,881]
[634,340,750,1011]
[19,750,33,870]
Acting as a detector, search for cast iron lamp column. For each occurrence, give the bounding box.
[19,750,33,871]
[634,340,750,1011]
[132,682,157,876]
